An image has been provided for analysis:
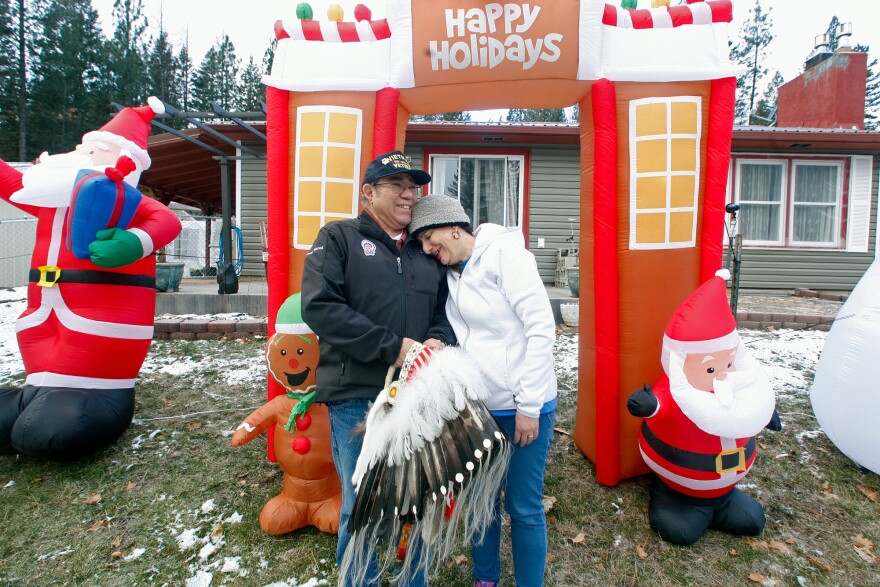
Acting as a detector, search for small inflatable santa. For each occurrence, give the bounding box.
[0,97,182,460]
[627,269,780,546]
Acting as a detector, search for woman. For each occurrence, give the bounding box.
[409,195,558,587]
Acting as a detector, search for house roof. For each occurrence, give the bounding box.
[142,120,880,212]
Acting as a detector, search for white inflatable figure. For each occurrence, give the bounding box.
[810,259,880,474]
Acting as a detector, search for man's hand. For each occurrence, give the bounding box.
[423,338,446,350]
[393,337,417,368]
[514,412,539,448]
[89,227,143,268]
[627,383,659,418]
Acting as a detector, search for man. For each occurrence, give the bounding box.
[0,97,182,459]
[301,150,455,586]
[627,269,781,546]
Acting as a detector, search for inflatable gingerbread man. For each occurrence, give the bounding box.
[627,270,781,546]
[232,293,341,535]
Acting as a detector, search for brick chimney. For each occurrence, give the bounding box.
[776,23,868,129]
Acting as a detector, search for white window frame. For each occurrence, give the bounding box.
[427,153,526,229]
[734,158,787,247]
[788,160,843,248]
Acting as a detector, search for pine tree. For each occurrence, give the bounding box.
[752,70,783,126]
[28,0,107,158]
[0,0,19,159]
[506,108,567,122]
[175,35,192,112]
[412,112,472,122]
[729,0,773,125]
[191,35,239,112]
[262,37,276,76]
[237,56,263,112]
[0,0,43,160]
[864,53,880,130]
[147,13,177,107]
[108,0,149,105]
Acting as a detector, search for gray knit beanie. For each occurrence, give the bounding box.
[409,195,471,237]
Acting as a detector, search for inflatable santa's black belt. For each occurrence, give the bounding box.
[641,422,755,475]
[29,267,155,289]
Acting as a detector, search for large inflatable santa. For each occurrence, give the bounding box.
[627,269,780,546]
[0,97,182,460]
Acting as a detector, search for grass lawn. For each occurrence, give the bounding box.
[1,329,879,586]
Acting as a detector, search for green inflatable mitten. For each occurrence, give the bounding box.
[88,227,144,268]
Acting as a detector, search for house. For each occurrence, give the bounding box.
[139,0,880,486]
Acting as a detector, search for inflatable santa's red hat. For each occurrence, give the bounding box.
[661,269,738,374]
[81,96,164,171]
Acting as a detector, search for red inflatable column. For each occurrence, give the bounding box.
[591,79,622,486]
[700,77,736,283]
[265,85,291,461]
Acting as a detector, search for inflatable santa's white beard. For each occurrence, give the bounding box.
[11,150,142,208]
[667,344,775,439]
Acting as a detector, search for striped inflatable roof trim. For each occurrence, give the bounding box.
[603,0,732,29]
[274,17,391,42]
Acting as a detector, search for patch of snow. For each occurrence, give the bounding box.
[3,480,13,488]
[199,540,219,561]
[200,499,216,514]
[185,570,213,587]
[223,512,243,524]
[220,557,241,573]
[176,528,201,551]
[124,548,146,561]
[37,546,74,561]
[262,579,328,587]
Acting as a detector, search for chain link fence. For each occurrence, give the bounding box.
[163,213,224,278]
[0,216,37,288]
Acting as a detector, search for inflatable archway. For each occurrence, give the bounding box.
[263,0,738,484]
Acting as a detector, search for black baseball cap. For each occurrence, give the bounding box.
[362,150,432,186]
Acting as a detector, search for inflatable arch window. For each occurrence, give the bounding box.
[263,0,739,485]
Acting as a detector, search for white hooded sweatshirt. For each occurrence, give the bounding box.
[445,223,558,418]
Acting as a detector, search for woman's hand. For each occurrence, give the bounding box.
[514,412,539,448]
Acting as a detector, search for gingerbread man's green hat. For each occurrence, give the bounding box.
[274,293,313,337]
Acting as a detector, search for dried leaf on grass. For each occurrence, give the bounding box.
[571,532,586,544]
[542,495,557,514]
[546,552,557,563]
[768,540,790,555]
[187,420,202,431]
[210,523,223,542]
[125,482,136,491]
[88,518,109,531]
[110,551,124,559]
[636,543,648,559]
[809,556,832,571]
[747,572,768,583]
[84,493,102,504]
[853,534,878,563]
[858,486,878,502]
[446,554,469,568]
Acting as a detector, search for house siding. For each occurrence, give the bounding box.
[734,154,879,291]
[405,143,582,284]
[239,144,268,279]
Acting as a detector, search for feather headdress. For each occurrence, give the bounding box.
[340,343,511,586]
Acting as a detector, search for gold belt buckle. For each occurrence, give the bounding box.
[715,446,746,475]
[37,265,62,287]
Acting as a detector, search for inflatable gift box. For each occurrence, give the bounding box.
[67,161,142,259]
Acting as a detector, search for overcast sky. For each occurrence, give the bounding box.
[91,0,880,115]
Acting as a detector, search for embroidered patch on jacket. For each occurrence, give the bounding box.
[361,239,377,257]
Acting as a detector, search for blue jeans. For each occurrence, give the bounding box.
[327,398,429,587]
[472,410,555,587]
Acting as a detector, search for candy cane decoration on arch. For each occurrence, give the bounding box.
[342,342,511,586]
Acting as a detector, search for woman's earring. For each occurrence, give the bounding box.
[452,231,460,240]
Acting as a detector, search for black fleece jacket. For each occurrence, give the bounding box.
[301,212,455,403]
